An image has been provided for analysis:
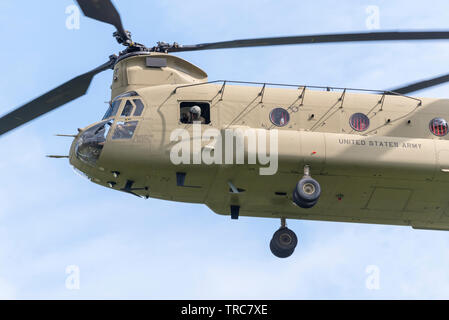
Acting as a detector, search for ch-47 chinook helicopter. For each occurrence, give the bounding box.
[4,1,449,258]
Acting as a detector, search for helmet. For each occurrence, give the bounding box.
[190,105,201,115]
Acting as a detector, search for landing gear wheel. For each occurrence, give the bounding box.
[270,227,297,258]
[292,196,318,208]
[292,177,321,208]
[270,239,294,258]
[295,177,321,202]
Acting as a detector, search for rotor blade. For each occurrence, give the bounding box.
[167,31,449,52]
[0,58,115,136]
[389,73,449,94]
[76,0,130,42]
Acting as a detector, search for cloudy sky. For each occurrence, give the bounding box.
[1,0,449,299]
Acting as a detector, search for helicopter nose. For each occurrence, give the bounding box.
[73,120,112,166]
[75,138,103,166]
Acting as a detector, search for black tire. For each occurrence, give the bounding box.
[292,188,318,208]
[272,227,298,251]
[270,239,294,258]
[295,197,318,209]
[294,177,321,202]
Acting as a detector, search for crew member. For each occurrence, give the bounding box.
[189,105,205,124]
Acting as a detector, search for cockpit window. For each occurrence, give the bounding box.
[103,91,139,120]
[75,120,112,166]
[112,121,138,140]
[103,106,112,120]
[111,100,121,115]
[118,99,146,118]
[121,100,133,117]
[102,100,121,120]
[133,99,145,116]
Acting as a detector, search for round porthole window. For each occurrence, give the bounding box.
[349,113,370,132]
[269,108,290,127]
[429,117,449,136]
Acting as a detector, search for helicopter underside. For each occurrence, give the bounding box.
[205,173,449,231]
[73,155,449,232]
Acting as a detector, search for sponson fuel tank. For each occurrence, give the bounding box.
[276,130,449,181]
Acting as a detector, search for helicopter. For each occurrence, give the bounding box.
[2,0,449,258]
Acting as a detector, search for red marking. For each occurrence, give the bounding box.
[311,151,317,155]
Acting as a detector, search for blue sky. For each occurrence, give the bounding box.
[1,0,449,299]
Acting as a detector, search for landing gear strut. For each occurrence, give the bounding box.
[270,218,298,258]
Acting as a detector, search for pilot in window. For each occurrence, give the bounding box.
[189,105,205,124]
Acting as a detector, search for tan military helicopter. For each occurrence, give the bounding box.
[2,0,449,258]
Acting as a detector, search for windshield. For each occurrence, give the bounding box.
[112,121,138,140]
[102,91,144,120]
[75,120,112,166]
[102,100,121,120]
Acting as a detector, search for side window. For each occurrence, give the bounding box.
[102,99,121,120]
[133,99,145,116]
[111,100,121,116]
[104,92,141,120]
[112,121,139,140]
[179,102,211,124]
[121,100,134,117]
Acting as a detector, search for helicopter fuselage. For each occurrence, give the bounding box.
[69,53,449,231]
